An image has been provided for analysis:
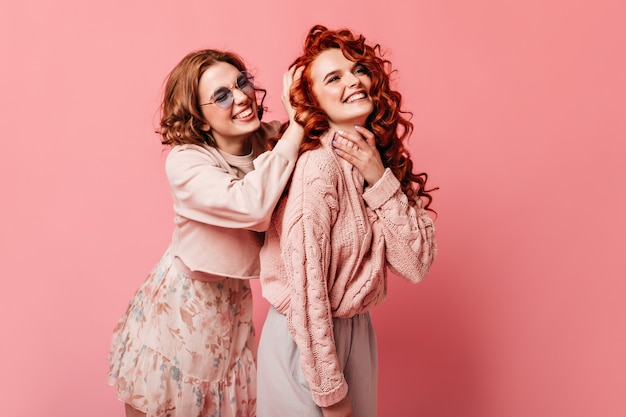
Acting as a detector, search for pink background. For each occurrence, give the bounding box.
[1,1,624,416]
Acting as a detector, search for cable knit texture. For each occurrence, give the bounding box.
[259,131,437,407]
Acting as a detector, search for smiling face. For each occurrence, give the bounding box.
[309,48,373,131]
[198,61,260,152]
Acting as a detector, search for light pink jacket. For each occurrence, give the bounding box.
[259,132,437,407]
[165,121,299,279]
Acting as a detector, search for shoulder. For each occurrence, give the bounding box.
[165,144,223,175]
[260,120,281,136]
[299,144,337,167]
[166,144,220,161]
[292,144,343,190]
[299,133,341,172]
[252,120,281,143]
[250,121,282,154]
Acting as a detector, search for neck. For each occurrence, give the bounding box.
[213,135,252,156]
[329,119,367,134]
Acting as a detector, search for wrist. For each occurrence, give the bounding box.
[283,121,304,144]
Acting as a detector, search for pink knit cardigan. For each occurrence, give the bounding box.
[259,131,437,407]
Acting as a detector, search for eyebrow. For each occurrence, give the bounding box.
[214,73,245,90]
[322,70,341,83]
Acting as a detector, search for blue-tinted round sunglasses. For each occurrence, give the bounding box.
[200,72,255,109]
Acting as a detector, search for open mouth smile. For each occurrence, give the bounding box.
[233,107,253,119]
[344,92,367,103]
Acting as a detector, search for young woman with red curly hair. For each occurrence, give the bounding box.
[257,25,438,417]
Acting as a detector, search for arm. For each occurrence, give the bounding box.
[364,168,437,282]
[333,126,436,282]
[166,67,305,231]
[281,153,350,408]
[279,65,305,147]
[165,138,299,231]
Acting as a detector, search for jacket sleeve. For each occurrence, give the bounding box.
[280,153,349,408]
[165,134,299,232]
[362,168,437,282]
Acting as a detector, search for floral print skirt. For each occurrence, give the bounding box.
[107,247,257,417]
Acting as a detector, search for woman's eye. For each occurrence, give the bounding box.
[237,77,250,89]
[354,66,367,75]
[213,90,230,103]
[327,75,340,83]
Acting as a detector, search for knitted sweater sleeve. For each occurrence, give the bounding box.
[281,152,349,408]
[165,135,298,232]
[363,168,437,282]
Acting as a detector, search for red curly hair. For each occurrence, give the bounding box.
[272,25,436,210]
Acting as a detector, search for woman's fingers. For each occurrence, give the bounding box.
[332,128,386,185]
[283,66,303,93]
[334,129,373,158]
[282,66,304,122]
[355,124,377,148]
[292,65,304,82]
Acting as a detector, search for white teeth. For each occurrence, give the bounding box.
[234,108,252,119]
[345,93,366,103]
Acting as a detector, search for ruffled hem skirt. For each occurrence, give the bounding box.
[108,247,257,417]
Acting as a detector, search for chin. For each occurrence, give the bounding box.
[244,119,261,132]
[352,103,373,117]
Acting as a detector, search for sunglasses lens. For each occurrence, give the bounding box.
[212,87,233,109]
[238,73,254,93]
[206,73,254,109]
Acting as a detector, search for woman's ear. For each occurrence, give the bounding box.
[201,123,211,132]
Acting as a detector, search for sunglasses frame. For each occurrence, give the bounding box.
[199,72,256,109]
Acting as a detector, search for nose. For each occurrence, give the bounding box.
[232,87,250,105]
[346,72,361,87]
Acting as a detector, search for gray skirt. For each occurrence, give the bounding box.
[257,306,378,417]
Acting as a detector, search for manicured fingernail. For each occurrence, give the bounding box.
[338,130,344,135]
[355,125,360,129]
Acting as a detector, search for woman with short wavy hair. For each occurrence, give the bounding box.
[107,49,304,417]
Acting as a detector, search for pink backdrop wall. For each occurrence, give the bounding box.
[1,1,624,416]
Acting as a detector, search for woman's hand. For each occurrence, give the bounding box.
[332,125,385,186]
[321,396,354,417]
[281,65,304,124]
[280,65,305,147]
